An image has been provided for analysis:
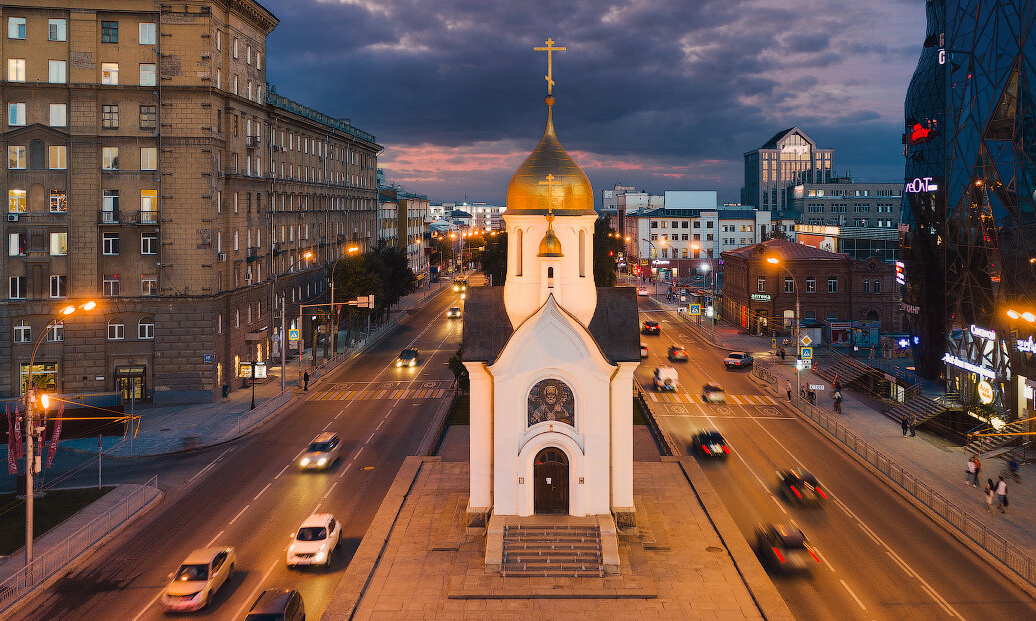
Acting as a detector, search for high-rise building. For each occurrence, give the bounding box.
[900,0,1036,419]
[741,127,834,213]
[2,1,380,402]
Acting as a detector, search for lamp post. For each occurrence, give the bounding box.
[691,243,718,330]
[767,257,801,400]
[23,300,96,567]
[640,238,667,294]
[328,246,359,356]
[296,251,314,385]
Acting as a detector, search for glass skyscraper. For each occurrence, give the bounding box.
[901,0,1036,420]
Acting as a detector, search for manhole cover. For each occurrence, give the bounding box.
[706,546,724,553]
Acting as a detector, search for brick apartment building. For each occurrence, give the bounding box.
[720,239,897,336]
[1,1,380,402]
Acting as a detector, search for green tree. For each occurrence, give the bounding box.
[448,344,469,391]
[593,218,623,287]
[372,241,416,318]
[330,252,381,345]
[764,223,792,241]
[479,232,507,285]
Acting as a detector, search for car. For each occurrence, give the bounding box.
[244,588,306,621]
[640,344,649,359]
[161,547,236,612]
[702,383,727,403]
[637,286,650,296]
[776,468,827,505]
[691,429,730,459]
[641,320,660,335]
[446,306,462,318]
[667,346,689,362]
[299,432,340,470]
[653,366,679,391]
[724,352,754,368]
[755,523,820,573]
[396,348,420,368]
[287,513,342,569]
[453,279,468,293]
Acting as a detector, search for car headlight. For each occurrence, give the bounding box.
[317,457,327,466]
[289,543,296,552]
[409,360,416,367]
[314,551,326,562]
[300,457,310,466]
[396,361,403,367]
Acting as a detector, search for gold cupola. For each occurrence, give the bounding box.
[537,210,564,257]
[505,95,596,216]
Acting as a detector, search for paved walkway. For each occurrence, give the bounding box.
[644,289,1036,564]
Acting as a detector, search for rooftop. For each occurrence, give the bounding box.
[266,85,378,145]
[722,238,849,261]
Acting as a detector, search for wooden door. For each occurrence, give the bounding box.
[534,448,569,514]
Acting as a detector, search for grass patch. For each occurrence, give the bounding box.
[0,486,114,555]
[447,394,470,426]
[632,398,647,425]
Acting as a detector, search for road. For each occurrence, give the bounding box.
[10,289,464,621]
[636,299,1036,620]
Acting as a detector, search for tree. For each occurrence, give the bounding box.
[593,217,623,287]
[371,241,416,318]
[448,344,469,391]
[330,252,381,345]
[479,232,507,285]
[764,224,792,241]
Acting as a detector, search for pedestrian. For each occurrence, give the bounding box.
[995,476,1008,513]
[984,478,995,512]
[833,390,842,414]
[779,348,786,362]
[901,414,910,437]
[1008,458,1020,482]
[786,380,793,402]
[908,412,917,437]
[965,456,976,486]
[303,370,310,391]
[973,455,981,487]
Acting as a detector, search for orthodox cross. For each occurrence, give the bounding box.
[534,38,567,95]
[539,173,559,214]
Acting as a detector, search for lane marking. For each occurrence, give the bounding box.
[323,480,339,499]
[274,463,291,480]
[812,545,836,573]
[376,419,385,430]
[187,447,235,484]
[253,483,271,501]
[130,590,164,621]
[841,579,868,611]
[206,529,225,547]
[228,505,250,525]
[366,433,375,444]
[231,559,280,621]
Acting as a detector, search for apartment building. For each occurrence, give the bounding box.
[2,1,380,402]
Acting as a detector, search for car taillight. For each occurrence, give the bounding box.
[772,547,786,563]
[701,445,711,454]
[721,445,730,455]
[807,546,821,563]
[815,487,827,499]
[790,485,802,499]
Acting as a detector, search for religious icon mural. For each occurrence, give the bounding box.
[527,379,575,426]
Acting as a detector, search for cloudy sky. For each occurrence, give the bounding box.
[263,0,925,206]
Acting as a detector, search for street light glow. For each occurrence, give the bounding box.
[82,300,97,311]
[1025,312,1036,323]
[303,251,314,260]
[766,257,780,264]
[61,305,76,315]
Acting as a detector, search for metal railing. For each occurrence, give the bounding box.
[0,477,161,614]
[794,398,1036,588]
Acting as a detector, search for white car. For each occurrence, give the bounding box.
[161,547,236,612]
[299,432,340,470]
[653,366,679,392]
[637,286,650,296]
[446,306,462,318]
[287,513,342,569]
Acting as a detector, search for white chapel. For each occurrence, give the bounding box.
[462,45,641,524]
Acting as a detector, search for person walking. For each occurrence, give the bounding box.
[984,478,995,513]
[901,414,910,437]
[786,380,793,402]
[303,370,310,391]
[995,476,1008,513]
[908,412,917,437]
[965,457,976,486]
[973,455,981,487]
[833,390,842,414]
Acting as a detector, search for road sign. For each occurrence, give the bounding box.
[288,328,300,341]
[800,334,813,347]
[688,304,701,316]
[800,347,813,360]
[771,338,777,348]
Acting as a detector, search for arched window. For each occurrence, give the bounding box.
[138,318,155,340]
[107,318,125,340]
[547,266,554,286]
[515,229,523,276]
[579,230,586,277]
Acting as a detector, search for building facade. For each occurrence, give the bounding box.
[741,127,834,213]
[900,0,1036,419]
[2,1,380,402]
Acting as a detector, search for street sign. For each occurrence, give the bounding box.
[688,304,701,316]
[801,347,813,360]
[800,334,813,347]
[771,338,777,348]
[288,328,300,341]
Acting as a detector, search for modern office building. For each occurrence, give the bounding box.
[900,0,1036,420]
[741,127,834,214]
[2,1,380,402]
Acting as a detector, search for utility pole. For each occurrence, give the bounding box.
[280,296,286,393]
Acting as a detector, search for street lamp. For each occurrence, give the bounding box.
[23,300,97,567]
[328,246,360,356]
[640,238,667,294]
[766,257,802,400]
[691,243,719,328]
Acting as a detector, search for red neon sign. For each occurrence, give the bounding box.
[909,123,931,144]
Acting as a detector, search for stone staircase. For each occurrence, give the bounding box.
[883,394,953,427]
[500,523,604,578]
[966,418,1031,455]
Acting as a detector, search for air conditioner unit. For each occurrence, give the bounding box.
[7,214,18,222]
[217,252,227,262]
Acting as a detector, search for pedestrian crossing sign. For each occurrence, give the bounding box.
[288,328,300,341]
[800,347,813,360]
[689,304,701,315]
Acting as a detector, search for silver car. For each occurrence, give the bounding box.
[299,432,340,470]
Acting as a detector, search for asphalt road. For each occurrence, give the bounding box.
[636,300,1036,621]
[10,289,464,621]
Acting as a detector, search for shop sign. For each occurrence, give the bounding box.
[751,294,771,301]
[905,177,939,193]
[1017,336,1036,353]
[908,123,931,144]
[977,380,995,405]
[898,302,920,315]
[942,352,996,379]
[970,324,996,340]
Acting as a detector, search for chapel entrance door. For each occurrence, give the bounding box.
[533,447,569,514]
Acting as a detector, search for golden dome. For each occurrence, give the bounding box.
[506,98,596,216]
[538,213,564,257]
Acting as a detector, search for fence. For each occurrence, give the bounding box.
[794,397,1036,588]
[0,477,161,614]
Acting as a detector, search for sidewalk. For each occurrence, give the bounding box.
[57,279,451,459]
[643,288,1036,565]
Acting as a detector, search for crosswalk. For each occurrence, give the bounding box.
[310,380,453,401]
[645,391,782,406]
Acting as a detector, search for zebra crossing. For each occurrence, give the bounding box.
[645,391,782,406]
[310,380,453,401]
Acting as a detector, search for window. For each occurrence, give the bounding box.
[8,146,25,169]
[48,60,66,83]
[141,275,157,296]
[8,189,26,213]
[784,277,794,293]
[9,276,26,299]
[14,320,30,343]
[757,276,766,293]
[49,103,67,127]
[139,105,156,129]
[805,310,817,321]
[49,146,66,169]
[216,30,222,51]
[863,280,870,294]
[233,37,239,58]
[138,318,155,339]
[828,277,838,294]
[102,147,119,170]
[826,310,839,320]
[50,275,66,298]
[8,59,25,82]
[47,321,63,342]
[247,45,252,65]
[8,17,25,39]
[806,277,816,293]
[139,63,156,86]
[140,148,157,171]
[49,19,67,41]
[873,279,881,294]
[9,233,25,256]
[232,74,238,95]
[141,232,158,254]
[101,63,118,85]
[49,232,67,256]
[256,52,261,70]
[102,232,119,255]
[102,189,119,220]
[107,318,125,339]
[101,105,120,129]
[101,21,118,43]
[50,190,66,213]
[139,22,156,44]
[8,102,26,126]
[103,275,120,297]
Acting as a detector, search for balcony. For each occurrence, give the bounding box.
[246,247,261,262]
[97,210,160,225]
[98,210,120,224]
